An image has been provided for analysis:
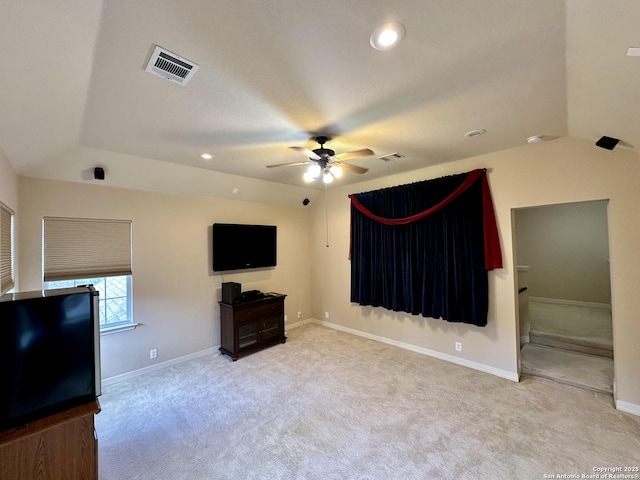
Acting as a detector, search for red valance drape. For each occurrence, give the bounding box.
[349,169,502,270]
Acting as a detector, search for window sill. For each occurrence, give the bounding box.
[100,323,140,335]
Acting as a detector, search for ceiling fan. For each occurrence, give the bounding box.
[267,136,375,183]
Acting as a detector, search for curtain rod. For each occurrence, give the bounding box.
[347,168,489,198]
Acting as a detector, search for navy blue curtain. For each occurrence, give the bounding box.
[350,172,492,326]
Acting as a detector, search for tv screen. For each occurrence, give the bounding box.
[0,287,100,430]
[212,223,277,272]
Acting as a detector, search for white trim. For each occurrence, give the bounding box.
[311,319,519,382]
[101,320,639,413]
[100,322,139,335]
[102,320,308,388]
[615,400,640,417]
[285,320,304,331]
[101,346,217,388]
[529,296,611,310]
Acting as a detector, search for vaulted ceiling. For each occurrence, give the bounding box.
[1,0,639,195]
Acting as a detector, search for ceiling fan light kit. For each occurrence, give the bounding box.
[304,164,322,182]
[304,163,342,183]
[268,136,374,184]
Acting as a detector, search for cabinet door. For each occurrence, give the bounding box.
[261,316,281,342]
[237,320,259,350]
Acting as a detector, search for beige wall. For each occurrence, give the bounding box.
[310,136,640,408]
[515,200,610,303]
[0,148,18,212]
[13,135,640,410]
[18,177,312,379]
[0,149,18,289]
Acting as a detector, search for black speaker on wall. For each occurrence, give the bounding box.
[94,167,105,180]
[595,136,620,150]
[222,282,241,304]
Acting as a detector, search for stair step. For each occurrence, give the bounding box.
[521,343,613,395]
[529,330,613,358]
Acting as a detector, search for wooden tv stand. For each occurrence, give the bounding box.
[0,400,100,480]
[219,293,287,360]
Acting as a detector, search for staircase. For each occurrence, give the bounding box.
[521,343,613,395]
[528,330,613,358]
[521,298,614,395]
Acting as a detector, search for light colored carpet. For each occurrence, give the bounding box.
[97,324,640,480]
[520,343,614,395]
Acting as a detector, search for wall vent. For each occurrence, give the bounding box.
[145,46,199,86]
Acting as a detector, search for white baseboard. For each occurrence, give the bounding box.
[102,319,637,415]
[102,347,217,388]
[285,320,304,331]
[102,319,309,387]
[104,319,308,387]
[311,319,519,382]
[616,400,640,417]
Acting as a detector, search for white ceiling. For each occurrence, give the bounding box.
[1,0,639,193]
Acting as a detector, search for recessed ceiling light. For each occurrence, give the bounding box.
[526,135,544,144]
[232,187,239,194]
[200,153,213,160]
[370,22,406,51]
[464,129,486,138]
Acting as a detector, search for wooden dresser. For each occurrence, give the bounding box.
[0,400,100,480]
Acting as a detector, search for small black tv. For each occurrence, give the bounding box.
[212,223,277,272]
[0,286,101,430]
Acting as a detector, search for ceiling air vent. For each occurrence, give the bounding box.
[378,152,405,162]
[145,46,199,86]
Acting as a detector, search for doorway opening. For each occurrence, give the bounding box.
[514,200,613,394]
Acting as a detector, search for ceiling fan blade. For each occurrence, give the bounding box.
[335,162,369,174]
[289,146,321,160]
[334,148,374,161]
[266,161,311,168]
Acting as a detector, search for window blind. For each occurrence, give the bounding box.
[43,217,132,282]
[1,203,14,294]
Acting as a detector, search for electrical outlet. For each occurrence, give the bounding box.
[297,311,302,318]
[455,342,462,352]
[150,348,158,359]
[325,311,330,319]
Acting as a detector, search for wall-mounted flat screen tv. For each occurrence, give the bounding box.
[212,223,277,272]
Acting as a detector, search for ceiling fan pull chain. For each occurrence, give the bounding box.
[325,183,330,247]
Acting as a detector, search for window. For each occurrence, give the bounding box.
[43,217,134,332]
[1,203,15,295]
[44,275,132,331]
